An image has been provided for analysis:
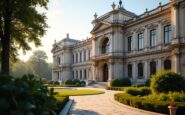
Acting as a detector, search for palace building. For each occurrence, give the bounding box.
[51,0,185,84]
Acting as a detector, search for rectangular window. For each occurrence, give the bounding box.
[164,25,171,44]
[138,33,144,50]
[84,51,86,62]
[76,53,78,63]
[80,52,82,62]
[128,64,132,78]
[150,29,157,47]
[128,36,132,52]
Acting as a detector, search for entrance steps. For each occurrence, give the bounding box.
[87,81,108,89]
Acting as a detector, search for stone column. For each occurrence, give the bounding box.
[144,60,150,79]
[172,48,180,73]
[157,58,162,72]
[87,69,89,80]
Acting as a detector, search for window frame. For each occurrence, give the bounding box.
[164,25,171,45]
[150,29,157,47]
[138,33,144,50]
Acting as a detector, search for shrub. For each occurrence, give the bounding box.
[114,93,185,115]
[125,87,151,96]
[0,74,66,114]
[145,79,150,86]
[65,80,74,85]
[132,83,145,87]
[110,78,131,87]
[106,86,125,91]
[151,70,185,94]
[80,81,86,86]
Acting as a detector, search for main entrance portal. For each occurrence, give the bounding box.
[103,64,108,82]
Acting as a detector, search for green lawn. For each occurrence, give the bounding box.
[55,89,105,96]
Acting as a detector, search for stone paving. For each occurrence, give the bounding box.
[69,88,164,115]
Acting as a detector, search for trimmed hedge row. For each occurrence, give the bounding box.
[125,87,151,96]
[106,87,125,91]
[114,93,185,115]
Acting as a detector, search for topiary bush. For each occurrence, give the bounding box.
[110,78,131,87]
[150,70,185,94]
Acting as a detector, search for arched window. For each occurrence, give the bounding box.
[164,59,171,70]
[128,64,132,78]
[138,63,144,79]
[102,38,109,54]
[150,61,156,76]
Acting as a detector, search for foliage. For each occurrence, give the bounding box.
[0,73,66,114]
[110,78,131,87]
[106,86,125,91]
[27,50,51,79]
[132,83,145,88]
[143,92,185,102]
[145,79,150,87]
[114,93,185,115]
[125,87,151,96]
[11,61,31,77]
[150,70,185,94]
[64,79,86,87]
[0,0,49,74]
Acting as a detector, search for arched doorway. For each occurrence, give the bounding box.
[103,63,108,82]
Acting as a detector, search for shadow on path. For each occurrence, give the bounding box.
[69,101,100,115]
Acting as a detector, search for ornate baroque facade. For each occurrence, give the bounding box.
[52,0,185,84]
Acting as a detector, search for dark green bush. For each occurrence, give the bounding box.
[65,80,74,85]
[114,93,185,115]
[65,79,85,87]
[0,74,67,115]
[132,83,145,87]
[125,87,151,96]
[151,70,185,94]
[145,79,150,86]
[110,78,131,87]
[125,87,141,96]
[106,86,125,91]
[80,81,86,86]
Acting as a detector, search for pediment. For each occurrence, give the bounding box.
[51,44,62,53]
[91,22,110,33]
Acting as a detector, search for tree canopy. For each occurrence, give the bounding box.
[0,0,49,74]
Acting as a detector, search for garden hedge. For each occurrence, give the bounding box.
[106,86,125,91]
[114,93,185,115]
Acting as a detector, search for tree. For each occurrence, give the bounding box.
[11,60,31,77]
[27,50,51,79]
[0,0,48,75]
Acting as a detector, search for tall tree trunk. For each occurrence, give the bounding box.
[1,4,11,75]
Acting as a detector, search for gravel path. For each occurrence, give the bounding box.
[68,88,164,115]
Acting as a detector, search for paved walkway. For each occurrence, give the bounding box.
[69,88,164,115]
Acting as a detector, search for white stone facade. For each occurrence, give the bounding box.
[52,0,185,84]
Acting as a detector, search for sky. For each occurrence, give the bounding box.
[19,0,169,63]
